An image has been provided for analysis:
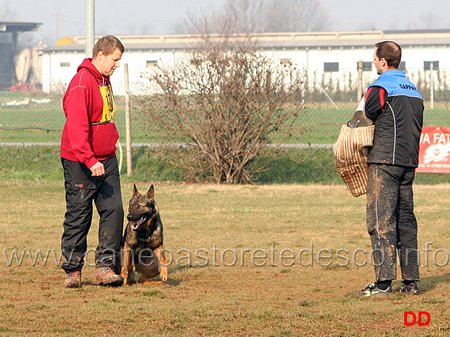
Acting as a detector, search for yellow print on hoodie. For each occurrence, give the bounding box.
[97,84,116,124]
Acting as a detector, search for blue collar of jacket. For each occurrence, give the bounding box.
[369,69,422,99]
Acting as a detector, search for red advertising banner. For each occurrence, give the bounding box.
[417,126,450,173]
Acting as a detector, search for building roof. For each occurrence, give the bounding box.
[0,20,42,33]
[41,29,450,53]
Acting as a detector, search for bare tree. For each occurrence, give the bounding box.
[262,0,330,32]
[417,11,443,29]
[220,0,265,34]
[0,0,16,20]
[137,45,305,184]
[182,0,330,34]
[140,1,313,184]
[184,1,261,36]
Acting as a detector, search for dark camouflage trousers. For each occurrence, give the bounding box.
[366,164,420,282]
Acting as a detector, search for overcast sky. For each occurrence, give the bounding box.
[2,0,450,45]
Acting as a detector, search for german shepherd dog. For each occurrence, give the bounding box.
[121,184,168,285]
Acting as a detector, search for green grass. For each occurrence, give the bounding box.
[0,181,448,336]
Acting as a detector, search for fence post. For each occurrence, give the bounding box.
[430,63,434,110]
[124,63,132,176]
[357,60,363,101]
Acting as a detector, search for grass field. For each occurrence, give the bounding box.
[0,181,448,336]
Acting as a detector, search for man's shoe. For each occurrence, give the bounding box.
[397,282,419,295]
[91,266,124,287]
[357,282,392,297]
[64,270,82,288]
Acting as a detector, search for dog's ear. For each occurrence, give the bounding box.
[147,184,154,199]
[133,184,140,196]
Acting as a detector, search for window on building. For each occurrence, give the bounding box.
[60,62,70,68]
[424,61,439,70]
[146,60,158,68]
[0,32,13,43]
[324,62,339,72]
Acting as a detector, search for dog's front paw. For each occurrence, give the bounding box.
[120,272,129,285]
[160,266,168,283]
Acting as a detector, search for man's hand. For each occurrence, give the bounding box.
[90,162,105,176]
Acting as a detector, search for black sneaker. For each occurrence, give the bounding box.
[357,282,392,297]
[397,282,419,295]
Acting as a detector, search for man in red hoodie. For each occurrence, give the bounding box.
[61,35,125,288]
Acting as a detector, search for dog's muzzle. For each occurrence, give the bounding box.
[127,215,148,231]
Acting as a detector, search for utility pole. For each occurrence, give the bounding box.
[85,0,95,57]
[56,11,60,41]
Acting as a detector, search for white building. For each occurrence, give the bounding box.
[39,29,450,96]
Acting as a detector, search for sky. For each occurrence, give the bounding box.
[2,0,450,46]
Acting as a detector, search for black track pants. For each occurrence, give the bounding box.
[366,164,420,282]
[61,157,124,273]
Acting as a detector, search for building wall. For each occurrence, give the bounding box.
[40,49,182,94]
[39,32,450,96]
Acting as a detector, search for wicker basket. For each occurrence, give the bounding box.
[333,124,375,197]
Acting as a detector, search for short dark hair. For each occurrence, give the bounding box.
[92,35,125,58]
[375,41,402,69]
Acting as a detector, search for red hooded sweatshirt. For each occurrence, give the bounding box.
[61,58,119,169]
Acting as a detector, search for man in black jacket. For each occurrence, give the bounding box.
[358,41,424,297]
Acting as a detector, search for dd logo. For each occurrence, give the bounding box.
[404,311,431,326]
